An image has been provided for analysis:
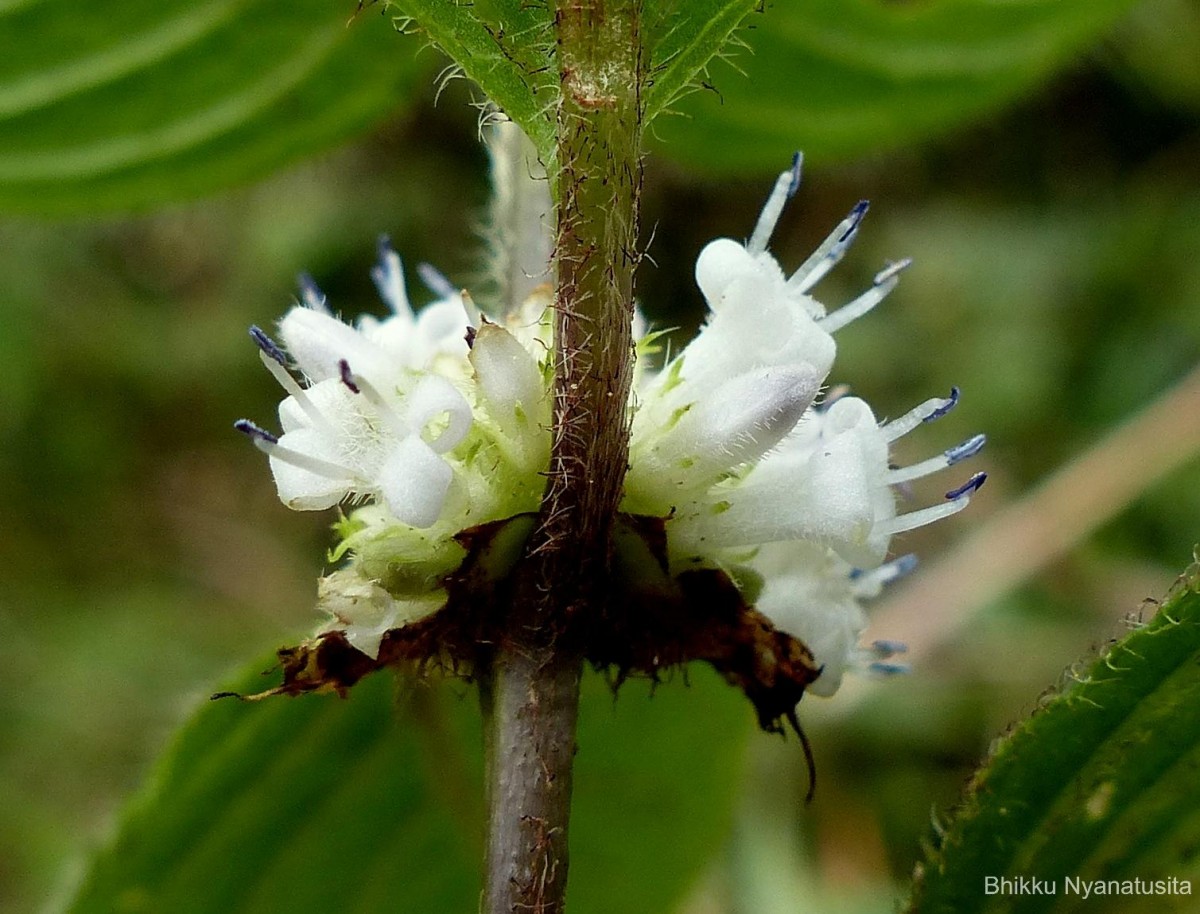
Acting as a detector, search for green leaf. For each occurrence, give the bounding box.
[67,662,749,913]
[908,561,1200,914]
[642,0,761,124]
[391,0,761,163]
[0,0,424,214]
[653,0,1145,170]
[389,0,558,158]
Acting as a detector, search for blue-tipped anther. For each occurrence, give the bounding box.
[376,233,395,261]
[234,419,278,445]
[926,386,961,422]
[889,553,919,579]
[945,471,987,500]
[874,257,913,285]
[417,262,456,298]
[871,639,909,657]
[839,200,869,242]
[338,359,360,394]
[297,272,323,301]
[786,151,803,198]
[945,433,987,465]
[868,661,910,677]
[249,325,287,365]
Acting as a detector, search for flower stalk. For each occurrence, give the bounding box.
[481,4,645,913]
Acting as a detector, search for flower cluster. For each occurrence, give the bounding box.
[238,156,983,695]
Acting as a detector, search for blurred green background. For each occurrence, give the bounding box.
[3,0,1200,911]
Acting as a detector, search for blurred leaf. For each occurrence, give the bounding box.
[1111,0,1200,113]
[654,0,1144,170]
[571,667,750,913]
[67,661,748,913]
[0,0,425,214]
[908,560,1200,914]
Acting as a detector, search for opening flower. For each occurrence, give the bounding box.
[235,151,984,710]
[624,154,985,694]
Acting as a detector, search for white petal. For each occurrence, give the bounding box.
[637,365,821,489]
[278,307,393,383]
[670,402,888,566]
[268,426,356,510]
[414,297,472,358]
[752,543,865,697]
[694,238,761,310]
[404,374,473,454]
[376,435,453,528]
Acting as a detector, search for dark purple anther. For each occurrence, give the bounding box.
[338,359,360,394]
[234,419,278,445]
[868,661,910,676]
[926,387,961,422]
[871,639,909,657]
[249,325,287,365]
[945,471,987,500]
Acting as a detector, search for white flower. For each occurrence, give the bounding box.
[237,237,552,656]
[626,154,985,694]
[316,569,444,659]
[238,152,984,697]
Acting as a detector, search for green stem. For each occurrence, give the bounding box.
[481,4,645,913]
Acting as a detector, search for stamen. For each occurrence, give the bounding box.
[818,258,911,333]
[297,273,329,314]
[881,388,960,442]
[926,386,961,421]
[747,155,803,255]
[873,489,975,537]
[945,433,987,464]
[786,200,869,294]
[417,262,456,299]
[338,359,360,394]
[371,234,412,318]
[945,471,987,500]
[851,554,918,595]
[868,661,910,676]
[257,351,339,439]
[237,420,359,481]
[886,434,986,485]
[874,257,912,285]
[249,325,286,365]
[271,445,358,481]
[870,639,909,658]
[234,418,278,446]
[343,361,410,438]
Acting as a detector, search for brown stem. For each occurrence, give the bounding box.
[481,4,645,913]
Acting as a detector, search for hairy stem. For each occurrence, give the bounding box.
[482,4,645,913]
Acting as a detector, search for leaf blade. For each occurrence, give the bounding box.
[66,661,750,913]
[0,0,424,213]
[908,564,1200,914]
[652,0,1145,170]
